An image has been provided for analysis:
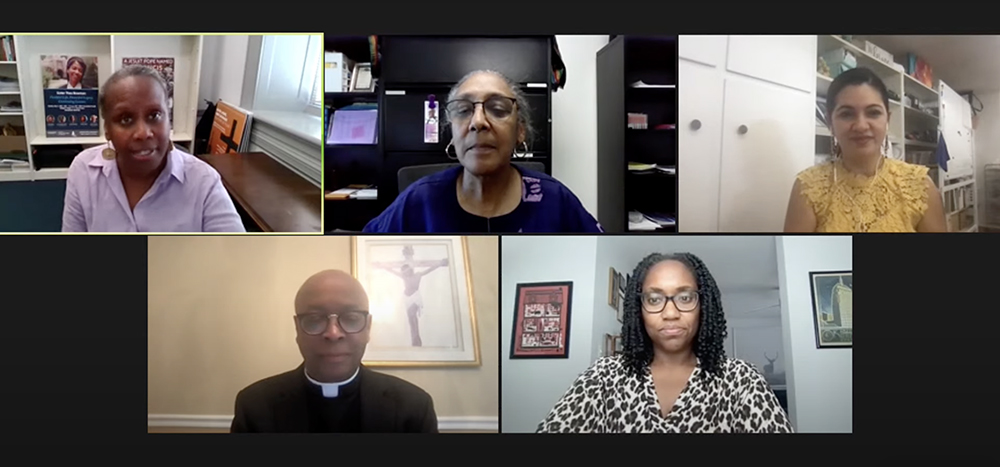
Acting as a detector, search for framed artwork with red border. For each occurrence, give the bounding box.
[509,281,573,359]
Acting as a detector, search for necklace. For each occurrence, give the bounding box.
[834,156,883,232]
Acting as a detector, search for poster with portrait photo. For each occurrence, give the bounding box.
[40,55,99,137]
[352,235,480,367]
[122,57,174,125]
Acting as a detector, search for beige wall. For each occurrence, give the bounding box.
[147,235,498,421]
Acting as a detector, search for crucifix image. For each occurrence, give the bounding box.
[371,245,449,347]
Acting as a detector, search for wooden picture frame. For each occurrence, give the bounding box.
[607,267,618,309]
[604,333,622,357]
[808,270,852,348]
[510,281,573,359]
[352,236,480,366]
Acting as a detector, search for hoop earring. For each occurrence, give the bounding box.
[516,141,529,157]
[102,140,117,160]
[445,142,457,160]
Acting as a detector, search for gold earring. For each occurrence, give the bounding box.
[102,142,116,160]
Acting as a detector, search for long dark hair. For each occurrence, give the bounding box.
[620,253,728,380]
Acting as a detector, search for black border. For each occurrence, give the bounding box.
[808,270,853,349]
[508,281,574,360]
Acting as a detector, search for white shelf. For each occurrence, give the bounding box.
[2,34,204,183]
[0,61,16,65]
[904,74,938,103]
[33,167,68,180]
[31,135,104,146]
[944,178,974,192]
[815,125,830,137]
[818,35,900,79]
[963,225,978,233]
[0,170,31,182]
[905,140,937,149]
[904,104,938,124]
[816,73,832,97]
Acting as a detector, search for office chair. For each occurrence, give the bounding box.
[397,161,547,192]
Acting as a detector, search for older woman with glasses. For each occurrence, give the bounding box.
[536,253,793,433]
[363,69,601,233]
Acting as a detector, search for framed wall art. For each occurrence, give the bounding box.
[352,236,481,366]
[808,270,852,348]
[509,281,573,359]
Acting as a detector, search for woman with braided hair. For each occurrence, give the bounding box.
[536,253,792,433]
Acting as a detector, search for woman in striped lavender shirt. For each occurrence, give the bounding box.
[61,65,245,232]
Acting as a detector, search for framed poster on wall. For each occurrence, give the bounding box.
[510,281,573,359]
[809,270,852,348]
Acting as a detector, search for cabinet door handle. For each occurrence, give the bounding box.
[737,124,748,135]
[690,119,702,130]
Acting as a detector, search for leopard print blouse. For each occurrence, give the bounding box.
[536,355,793,433]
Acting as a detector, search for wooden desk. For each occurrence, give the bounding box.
[199,152,321,233]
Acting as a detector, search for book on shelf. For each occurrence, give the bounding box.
[628,210,676,231]
[0,36,15,61]
[628,162,675,175]
[207,100,253,154]
[325,184,373,200]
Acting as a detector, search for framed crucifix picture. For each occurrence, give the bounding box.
[352,236,480,366]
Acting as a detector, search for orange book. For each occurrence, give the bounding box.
[208,100,253,155]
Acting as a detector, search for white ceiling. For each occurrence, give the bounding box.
[861,35,1000,94]
[606,236,779,292]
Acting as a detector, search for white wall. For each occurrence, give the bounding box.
[974,91,1000,227]
[197,35,250,110]
[551,35,608,219]
[500,236,598,433]
[590,237,639,361]
[776,236,853,433]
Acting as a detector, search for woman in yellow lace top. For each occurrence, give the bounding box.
[784,67,947,232]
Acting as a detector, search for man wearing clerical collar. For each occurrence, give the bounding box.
[231,270,439,433]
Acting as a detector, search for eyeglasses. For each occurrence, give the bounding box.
[296,311,369,335]
[445,96,517,122]
[641,290,700,313]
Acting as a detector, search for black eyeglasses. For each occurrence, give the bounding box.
[641,290,701,313]
[296,311,369,335]
[445,96,517,122]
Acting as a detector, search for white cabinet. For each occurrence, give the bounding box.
[679,35,817,232]
[719,78,816,232]
[678,35,726,68]
[726,35,816,93]
[678,60,724,232]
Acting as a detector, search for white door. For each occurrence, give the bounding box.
[726,35,817,94]
[718,77,815,232]
[939,81,974,179]
[678,35,727,68]
[678,59,725,232]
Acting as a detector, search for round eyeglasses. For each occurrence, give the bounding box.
[296,311,369,335]
[445,96,517,122]
[641,290,700,313]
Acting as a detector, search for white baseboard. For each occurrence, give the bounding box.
[148,414,498,432]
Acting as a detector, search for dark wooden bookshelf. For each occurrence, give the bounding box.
[597,35,678,233]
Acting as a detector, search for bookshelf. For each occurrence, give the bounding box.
[597,35,678,233]
[815,34,976,232]
[0,34,202,182]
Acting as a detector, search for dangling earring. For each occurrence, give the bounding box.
[881,136,890,158]
[445,142,457,160]
[102,140,117,160]
[830,137,841,160]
